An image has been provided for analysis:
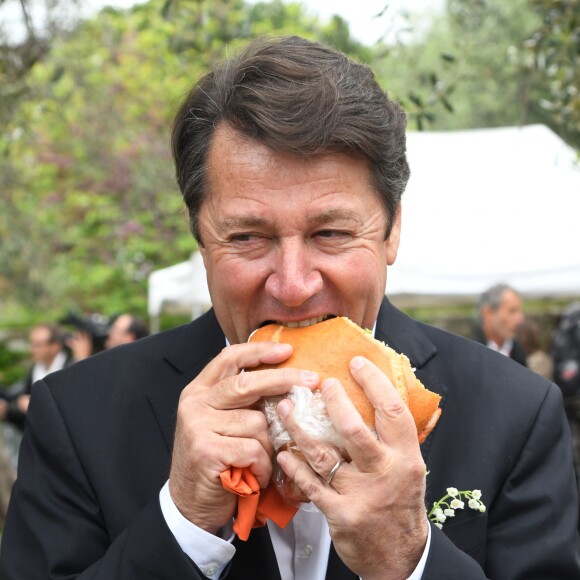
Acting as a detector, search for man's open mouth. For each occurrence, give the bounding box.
[259,314,336,329]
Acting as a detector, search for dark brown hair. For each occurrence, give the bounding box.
[171,35,410,241]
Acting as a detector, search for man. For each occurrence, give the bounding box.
[0,324,72,431]
[473,283,527,366]
[1,36,578,578]
[106,313,149,349]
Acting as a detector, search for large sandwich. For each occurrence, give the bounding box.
[249,317,442,500]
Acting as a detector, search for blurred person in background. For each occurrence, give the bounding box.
[0,324,73,431]
[105,314,149,349]
[516,318,554,380]
[473,283,527,366]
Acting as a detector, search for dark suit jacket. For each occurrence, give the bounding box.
[1,299,579,579]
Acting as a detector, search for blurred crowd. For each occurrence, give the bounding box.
[473,283,580,489]
[0,313,149,433]
[0,313,148,522]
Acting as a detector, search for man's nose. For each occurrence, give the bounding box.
[264,241,323,307]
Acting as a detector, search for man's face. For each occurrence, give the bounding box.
[29,328,60,366]
[197,125,401,344]
[485,289,525,344]
[106,315,134,348]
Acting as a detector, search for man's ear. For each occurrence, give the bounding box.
[386,205,402,266]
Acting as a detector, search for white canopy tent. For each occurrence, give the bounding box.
[148,251,212,332]
[391,124,580,296]
[148,124,580,329]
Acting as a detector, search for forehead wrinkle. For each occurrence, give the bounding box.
[307,208,365,226]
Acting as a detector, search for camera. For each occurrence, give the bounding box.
[60,311,110,354]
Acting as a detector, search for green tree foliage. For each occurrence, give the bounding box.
[0,0,82,128]
[0,340,27,387]
[369,6,460,130]
[1,0,360,323]
[523,0,579,148]
[372,0,544,130]
[372,0,578,149]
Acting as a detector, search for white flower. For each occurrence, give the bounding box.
[428,484,485,529]
[450,499,465,509]
[432,507,446,523]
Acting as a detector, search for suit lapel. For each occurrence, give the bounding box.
[375,298,437,369]
[145,309,226,451]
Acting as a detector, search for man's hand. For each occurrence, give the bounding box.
[168,341,319,535]
[15,394,30,414]
[276,355,429,580]
[67,331,93,361]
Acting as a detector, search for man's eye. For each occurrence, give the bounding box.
[230,233,256,242]
[315,230,350,239]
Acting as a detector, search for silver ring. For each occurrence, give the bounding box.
[325,458,345,485]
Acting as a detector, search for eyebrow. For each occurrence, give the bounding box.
[218,208,363,233]
[220,216,270,232]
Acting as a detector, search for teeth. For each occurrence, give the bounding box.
[277,315,329,328]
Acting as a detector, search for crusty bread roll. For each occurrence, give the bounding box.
[250,316,441,443]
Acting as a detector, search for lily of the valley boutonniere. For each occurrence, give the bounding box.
[428,487,486,529]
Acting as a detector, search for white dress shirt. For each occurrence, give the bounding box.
[486,338,513,358]
[31,350,68,384]
[160,481,430,579]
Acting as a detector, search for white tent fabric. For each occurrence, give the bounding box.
[390,124,580,295]
[147,124,580,324]
[148,251,211,329]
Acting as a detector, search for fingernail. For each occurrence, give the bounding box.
[277,452,287,467]
[301,370,319,385]
[350,356,366,370]
[322,378,336,392]
[278,399,291,419]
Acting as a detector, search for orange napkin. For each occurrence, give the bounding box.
[220,466,299,541]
